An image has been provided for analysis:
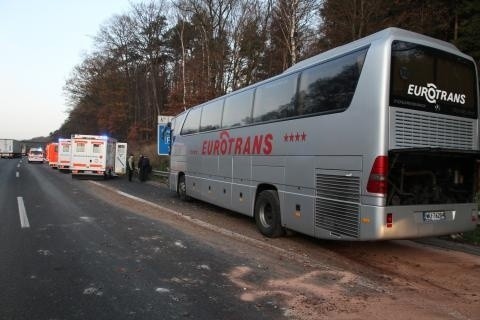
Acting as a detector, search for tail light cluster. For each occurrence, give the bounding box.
[367,156,392,228]
[367,156,388,195]
[386,213,393,228]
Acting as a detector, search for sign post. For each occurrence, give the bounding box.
[157,115,173,156]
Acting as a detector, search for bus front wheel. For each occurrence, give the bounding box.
[254,190,284,237]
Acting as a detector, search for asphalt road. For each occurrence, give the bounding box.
[0,158,285,320]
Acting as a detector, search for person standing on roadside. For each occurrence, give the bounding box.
[138,155,145,182]
[141,155,151,181]
[126,153,135,182]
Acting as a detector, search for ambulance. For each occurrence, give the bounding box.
[70,134,117,178]
[57,138,71,171]
[46,143,58,168]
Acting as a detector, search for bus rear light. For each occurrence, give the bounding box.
[367,156,388,194]
[386,213,393,228]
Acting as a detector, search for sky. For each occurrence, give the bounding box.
[0,0,143,140]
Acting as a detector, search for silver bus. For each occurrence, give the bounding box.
[168,27,479,241]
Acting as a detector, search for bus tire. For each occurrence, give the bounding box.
[254,190,284,238]
[178,175,190,201]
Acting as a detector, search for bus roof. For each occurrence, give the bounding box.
[177,27,471,117]
[285,27,461,74]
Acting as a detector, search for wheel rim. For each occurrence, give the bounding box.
[259,201,273,228]
[179,179,186,195]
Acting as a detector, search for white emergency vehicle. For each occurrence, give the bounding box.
[58,138,72,171]
[70,134,117,178]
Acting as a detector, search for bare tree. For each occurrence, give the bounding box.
[94,14,138,125]
[131,2,170,119]
[271,0,319,69]
[177,0,239,95]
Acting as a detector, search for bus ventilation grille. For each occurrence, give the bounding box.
[315,173,360,238]
[393,110,474,150]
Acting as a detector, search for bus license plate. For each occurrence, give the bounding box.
[423,211,446,222]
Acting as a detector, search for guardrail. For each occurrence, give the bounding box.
[152,170,169,178]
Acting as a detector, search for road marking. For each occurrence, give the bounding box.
[88,181,332,269]
[17,164,20,168]
[16,172,19,178]
[17,197,30,228]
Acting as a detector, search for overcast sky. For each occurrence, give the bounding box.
[0,0,142,140]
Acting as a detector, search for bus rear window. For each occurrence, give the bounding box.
[390,40,477,118]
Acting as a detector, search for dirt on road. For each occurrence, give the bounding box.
[89,181,480,320]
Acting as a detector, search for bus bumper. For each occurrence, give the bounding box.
[360,203,478,240]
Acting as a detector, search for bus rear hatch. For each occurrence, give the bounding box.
[387,148,480,206]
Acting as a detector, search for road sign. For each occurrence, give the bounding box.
[157,124,171,155]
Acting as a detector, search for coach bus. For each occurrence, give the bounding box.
[168,27,479,241]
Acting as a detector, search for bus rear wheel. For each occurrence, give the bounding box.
[254,190,284,237]
[178,174,190,201]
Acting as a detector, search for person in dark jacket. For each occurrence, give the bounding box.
[140,155,151,181]
[137,155,144,181]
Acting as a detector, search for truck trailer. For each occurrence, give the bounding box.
[0,139,22,158]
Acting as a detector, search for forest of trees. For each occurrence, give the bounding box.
[51,0,480,144]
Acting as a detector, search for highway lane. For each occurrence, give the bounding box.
[0,158,285,320]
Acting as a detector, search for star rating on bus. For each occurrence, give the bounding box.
[283,132,307,142]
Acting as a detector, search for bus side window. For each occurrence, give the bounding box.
[181,107,202,135]
[200,99,224,132]
[222,90,253,128]
[172,112,186,136]
[252,73,298,123]
[298,48,367,116]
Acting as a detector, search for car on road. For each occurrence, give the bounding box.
[28,147,44,163]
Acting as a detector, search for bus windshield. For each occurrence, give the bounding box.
[390,40,477,118]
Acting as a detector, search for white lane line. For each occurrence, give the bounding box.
[88,181,332,269]
[17,164,20,168]
[16,172,20,178]
[17,197,30,228]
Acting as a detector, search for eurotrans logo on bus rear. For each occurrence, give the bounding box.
[407,83,466,104]
[202,130,273,155]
